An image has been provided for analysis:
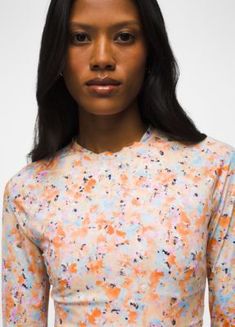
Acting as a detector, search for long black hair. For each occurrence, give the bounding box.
[27,0,207,163]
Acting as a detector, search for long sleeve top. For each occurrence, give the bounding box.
[2,124,235,327]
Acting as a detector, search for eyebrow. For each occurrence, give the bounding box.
[69,20,140,29]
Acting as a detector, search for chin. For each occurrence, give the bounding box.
[78,103,126,116]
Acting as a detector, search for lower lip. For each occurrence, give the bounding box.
[86,84,121,95]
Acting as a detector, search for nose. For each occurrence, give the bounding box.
[90,36,116,71]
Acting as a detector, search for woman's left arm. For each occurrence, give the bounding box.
[206,150,235,326]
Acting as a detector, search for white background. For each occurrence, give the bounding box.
[0,0,234,326]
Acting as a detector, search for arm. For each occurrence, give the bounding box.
[1,181,50,326]
[206,150,235,326]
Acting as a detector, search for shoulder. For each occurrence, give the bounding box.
[201,134,234,156]
[154,131,234,185]
[187,135,235,189]
[3,143,72,202]
[197,134,234,168]
[154,128,234,169]
[3,160,47,207]
[171,133,235,168]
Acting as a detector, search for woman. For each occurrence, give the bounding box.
[2,0,234,326]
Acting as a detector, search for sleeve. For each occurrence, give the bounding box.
[1,181,50,327]
[206,150,235,326]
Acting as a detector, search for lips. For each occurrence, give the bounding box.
[86,84,121,96]
[86,77,121,86]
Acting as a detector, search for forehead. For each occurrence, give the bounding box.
[69,0,141,25]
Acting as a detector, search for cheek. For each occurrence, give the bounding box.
[121,43,148,89]
[64,50,84,77]
[63,50,86,97]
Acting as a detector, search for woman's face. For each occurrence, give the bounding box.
[63,0,148,116]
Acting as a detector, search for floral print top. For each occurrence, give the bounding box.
[2,125,235,327]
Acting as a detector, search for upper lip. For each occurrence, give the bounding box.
[86,77,121,86]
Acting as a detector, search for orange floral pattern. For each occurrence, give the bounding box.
[2,125,235,326]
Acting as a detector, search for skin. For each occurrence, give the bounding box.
[63,0,149,154]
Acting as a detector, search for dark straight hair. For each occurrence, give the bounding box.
[27,0,207,163]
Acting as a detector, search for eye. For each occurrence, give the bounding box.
[70,32,88,44]
[117,32,136,43]
[69,32,136,45]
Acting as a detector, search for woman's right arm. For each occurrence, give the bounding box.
[1,181,50,327]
